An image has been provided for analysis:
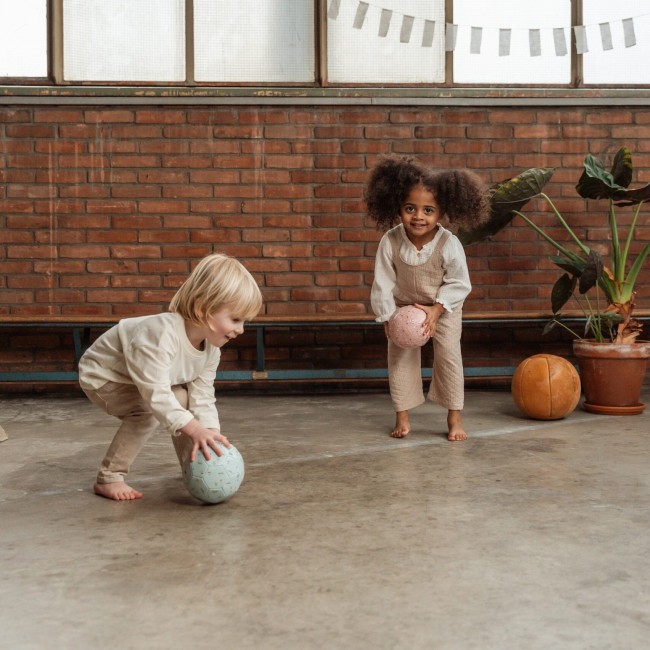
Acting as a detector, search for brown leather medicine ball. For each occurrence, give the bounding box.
[511,354,581,420]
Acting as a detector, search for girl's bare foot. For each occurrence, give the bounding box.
[93,481,143,501]
[447,410,467,441]
[391,411,411,438]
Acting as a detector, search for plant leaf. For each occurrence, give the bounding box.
[578,250,603,294]
[577,147,650,205]
[612,184,650,206]
[542,319,559,336]
[549,254,585,276]
[576,153,620,200]
[551,273,576,313]
[459,167,554,245]
[610,147,633,188]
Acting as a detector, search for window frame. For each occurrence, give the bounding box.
[2,0,650,100]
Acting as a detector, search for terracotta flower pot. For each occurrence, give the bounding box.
[572,340,650,415]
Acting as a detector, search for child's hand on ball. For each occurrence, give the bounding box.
[414,303,444,338]
[181,419,231,461]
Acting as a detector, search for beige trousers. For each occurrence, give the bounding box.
[83,382,192,484]
[388,308,464,413]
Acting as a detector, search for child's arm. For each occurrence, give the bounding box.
[371,234,398,324]
[183,353,228,461]
[436,236,471,313]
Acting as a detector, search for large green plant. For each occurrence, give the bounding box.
[463,147,650,344]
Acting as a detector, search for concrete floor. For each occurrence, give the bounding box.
[1,388,649,650]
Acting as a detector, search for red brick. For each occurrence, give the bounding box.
[85,109,135,123]
[59,275,110,288]
[292,141,339,155]
[262,244,312,258]
[88,260,138,274]
[112,216,162,229]
[110,245,162,258]
[190,170,240,184]
[5,123,56,138]
[190,230,241,243]
[265,273,312,287]
[86,289,138,302]
[212,126,264,139]
[111,126,162,139]
[59,245,111,258]
[291,288,338,301]
[292,229,337,242]
[136,110,185,124]
[35,289,85,302]
[139,200,189,213]
[114,185,162,198]
[111,275,162,288]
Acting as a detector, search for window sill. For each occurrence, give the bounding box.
[2,85,650,105]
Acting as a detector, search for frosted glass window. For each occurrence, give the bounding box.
[194,0,315,83]
[582,0,650,84]
[453,0,571,84]
[327,0,445,84]
[0,0,47,77]
[63,0,185,82]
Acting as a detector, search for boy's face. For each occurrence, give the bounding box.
[399,183,441,248]
[204,307,245,347]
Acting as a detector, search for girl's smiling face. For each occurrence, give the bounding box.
[399,184,441,249]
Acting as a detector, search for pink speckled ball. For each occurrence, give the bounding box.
[388,306,430,349]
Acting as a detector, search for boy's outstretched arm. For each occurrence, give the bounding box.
[179,418,231,461]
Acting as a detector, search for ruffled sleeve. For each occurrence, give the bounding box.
[370,233,398,322]
[436,235,471,313]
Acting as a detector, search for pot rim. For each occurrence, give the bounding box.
[573,338,650,359]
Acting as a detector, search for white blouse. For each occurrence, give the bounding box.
[371,224,471,322]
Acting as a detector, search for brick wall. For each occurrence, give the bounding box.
[1,105,650,383]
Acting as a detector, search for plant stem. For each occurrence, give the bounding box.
[540,193,592,256]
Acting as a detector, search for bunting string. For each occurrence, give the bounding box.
[329,0,649,56]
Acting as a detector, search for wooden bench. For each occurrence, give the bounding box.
[1,311,648,384]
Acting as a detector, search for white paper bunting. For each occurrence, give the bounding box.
[498,29,511,57]
[378,9,392,37]
[470,26,482,54]
[623,17,636,48]
[400,15,414,43]
[326,1,644,57]
[599,22,613,51]
[352,2,369,30]
[422,20,435,48]
[445,23,457,52]
[328,0,341,20]
[574,25,588,54]
[553,27,567,56]
[529,29,541,57]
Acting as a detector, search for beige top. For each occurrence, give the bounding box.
[78,312,221,434]
[371,224,471,322]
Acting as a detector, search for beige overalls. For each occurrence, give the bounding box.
[387,227,465,413]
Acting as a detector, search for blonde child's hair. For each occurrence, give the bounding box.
[169,253,263,324]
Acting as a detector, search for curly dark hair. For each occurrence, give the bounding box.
[364,154,490,233]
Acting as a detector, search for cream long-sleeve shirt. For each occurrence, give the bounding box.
[78,312,221,434]
[371,224,471,322]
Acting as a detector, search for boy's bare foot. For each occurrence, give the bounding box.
[93,481,143,501]
[447,410,467,441]
[391,411,411,438]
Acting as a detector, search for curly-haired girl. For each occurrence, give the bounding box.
[366,154,490,441]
